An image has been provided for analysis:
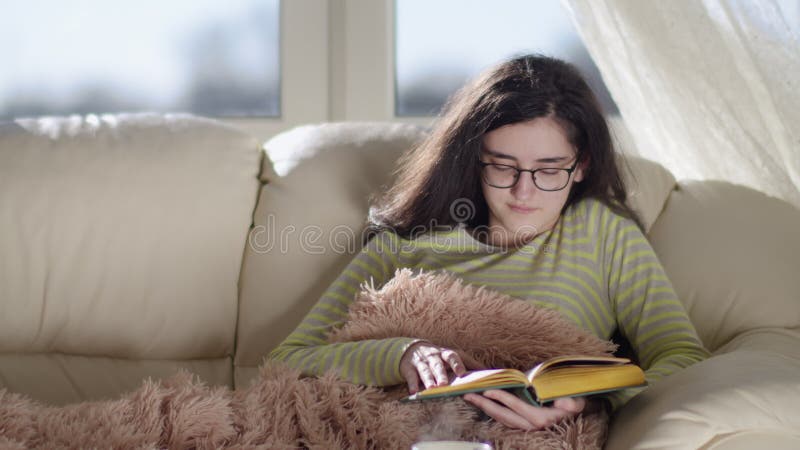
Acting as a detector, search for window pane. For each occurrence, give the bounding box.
[395,0,617,117]
[0,0,280,119]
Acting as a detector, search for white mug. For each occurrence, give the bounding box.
[411,441,493,450]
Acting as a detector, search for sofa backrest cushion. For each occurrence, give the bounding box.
[235,123,424,376]
[0,114,261,359]
[618,155,676,233]
[647,180,800,352]
[235,121,677,384]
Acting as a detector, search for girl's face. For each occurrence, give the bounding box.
[479,117,586,248]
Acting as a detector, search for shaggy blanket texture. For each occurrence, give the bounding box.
[0,269,616,449]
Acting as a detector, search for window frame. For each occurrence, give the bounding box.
[222,0,331,140]
[223,0,432,141]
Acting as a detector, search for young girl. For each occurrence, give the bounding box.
[269,55,709,430]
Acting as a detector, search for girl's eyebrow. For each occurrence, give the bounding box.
[481,147,571,164]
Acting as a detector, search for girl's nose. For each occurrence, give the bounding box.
[511,172,537,199]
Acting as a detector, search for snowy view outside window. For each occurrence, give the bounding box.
[0,0,280,119]
[395,0,617,116]
[1,0,616,120]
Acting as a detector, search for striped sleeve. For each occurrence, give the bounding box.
[601,214,710,410]
[268,231,418,386]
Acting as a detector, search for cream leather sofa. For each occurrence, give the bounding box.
[1,114,798,449]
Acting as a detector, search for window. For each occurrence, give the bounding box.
[394,0,617,117]
[0,0,280,120]
[1,0,621,140]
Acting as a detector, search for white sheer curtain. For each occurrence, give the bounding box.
[562,0,800,208]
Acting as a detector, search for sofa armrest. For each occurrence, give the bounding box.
[606,339,800,450]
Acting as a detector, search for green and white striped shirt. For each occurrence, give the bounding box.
[269,197,709,409]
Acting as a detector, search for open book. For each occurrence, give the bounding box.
[403,355,646,406]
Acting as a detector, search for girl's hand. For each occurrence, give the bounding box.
[400,341,477,394]
[463,390,598,430]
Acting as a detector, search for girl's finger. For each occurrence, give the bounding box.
[463,393,535,430]
[552,396,586,413]
[402,365,421,394]
[482,390,570,429]
[415,360,437,389]
[427,354,450,386]
[440,349,467,376]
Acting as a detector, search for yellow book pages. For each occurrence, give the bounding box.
[531,364,646,402]
[524,355,631,381]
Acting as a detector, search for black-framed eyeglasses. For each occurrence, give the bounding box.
[478,159,579,191]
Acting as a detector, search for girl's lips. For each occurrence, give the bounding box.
[509,204,538,213]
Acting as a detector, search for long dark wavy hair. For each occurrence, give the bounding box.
[367,54,642,240]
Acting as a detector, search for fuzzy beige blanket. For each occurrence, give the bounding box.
[0,269,615,449]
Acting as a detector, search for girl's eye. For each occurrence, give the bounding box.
[539,169,561,175]
[495,165,515,172]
